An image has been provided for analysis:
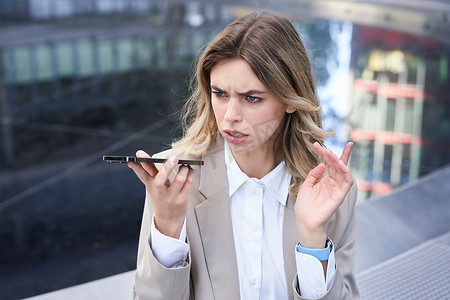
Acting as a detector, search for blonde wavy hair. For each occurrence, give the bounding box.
[172,10,333,195]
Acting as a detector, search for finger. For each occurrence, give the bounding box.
[153,156,178,188]
[128,162,154,185]
[313,142,340,165]
[168,165,190,195]
[326,148,345,179]
[136,150,158,177]
[340,142,353,165]
[338,160,354,185]
[314,143,340,178]
[179,166,195,198]
[303,163,326,188]
[324,147,340,164]
[313,142,327,157]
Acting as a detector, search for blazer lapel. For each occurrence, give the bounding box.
[283,193,298,299]
[195,141,240,300]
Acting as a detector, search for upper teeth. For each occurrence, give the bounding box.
[229,132,243,137]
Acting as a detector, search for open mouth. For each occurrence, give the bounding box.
[228,131,244,137]
[225,130,247,137]
[224,130,248,144]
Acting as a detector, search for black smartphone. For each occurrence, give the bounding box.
[102,155,204,166]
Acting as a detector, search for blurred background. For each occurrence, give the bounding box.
[0,0,449,299]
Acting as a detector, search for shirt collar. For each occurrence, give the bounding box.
[224,141,291,206]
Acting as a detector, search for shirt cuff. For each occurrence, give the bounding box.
[295,239,336,299]
[149,215,189,268]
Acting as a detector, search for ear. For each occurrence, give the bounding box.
[286,105,296,114]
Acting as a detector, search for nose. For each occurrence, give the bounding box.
[224,97,243,122]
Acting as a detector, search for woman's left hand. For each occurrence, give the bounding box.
[294,142,354,248]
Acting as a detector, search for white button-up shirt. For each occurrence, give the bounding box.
[225,142,290,299]
[150,142,335,299]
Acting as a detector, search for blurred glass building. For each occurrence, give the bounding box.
[0,1,231,298]
[0,0,226,166]
[349,26,450,201]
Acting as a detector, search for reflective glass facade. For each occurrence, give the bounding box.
[349,26,450,201]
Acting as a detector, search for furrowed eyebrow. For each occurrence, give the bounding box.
[237,90,266,96]
[211,85,266,96]
[211,85,224,91]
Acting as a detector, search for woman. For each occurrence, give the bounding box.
[129,10,359,300]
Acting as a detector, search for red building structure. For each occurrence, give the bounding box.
[349,26,450,201]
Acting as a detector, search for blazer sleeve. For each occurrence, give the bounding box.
[133,192,191,300]
[292,182,360,300]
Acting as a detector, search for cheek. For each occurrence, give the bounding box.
[211,100,224,123]
[247,108,284,127]
[248,110,284,139]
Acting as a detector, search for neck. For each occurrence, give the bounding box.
[232,147,277,179]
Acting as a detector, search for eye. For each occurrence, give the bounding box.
[212,91,227,98]
[246,95,261,103]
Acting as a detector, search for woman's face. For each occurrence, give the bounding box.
[210,59,295,158]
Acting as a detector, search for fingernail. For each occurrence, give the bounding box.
[128,163,133,169]
[170,156,178,164]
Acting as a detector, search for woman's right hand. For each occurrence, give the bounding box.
[128,150,194,239]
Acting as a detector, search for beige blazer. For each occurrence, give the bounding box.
[133,139,359,300]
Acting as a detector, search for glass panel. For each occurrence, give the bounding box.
[386,98,396,132]
[363,93,378,131]
[77,38,94,76]
[35,44,52,81]
[56,42,73,76]
[382,145,393,183]
[117,38,134,71]
[14,47,32,83]
[400,144,411,184]
[98,39,113,74]
[403,100,414,134]
[136,37,151,67]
